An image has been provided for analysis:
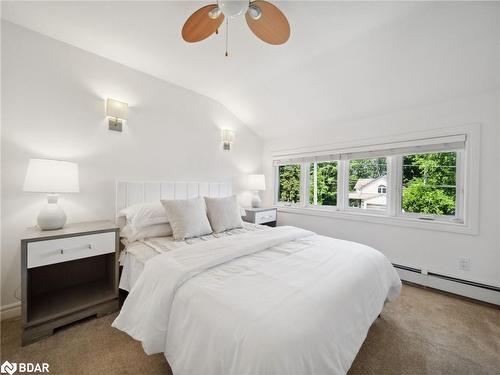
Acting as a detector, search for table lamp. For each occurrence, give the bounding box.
[23,158,80,230]
[246,174,266,208]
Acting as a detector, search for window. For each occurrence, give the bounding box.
[401,151,457,216]
[277,164,301,203]
[272,131,473,232]
[348,158,387,211]
[309,161,338,206]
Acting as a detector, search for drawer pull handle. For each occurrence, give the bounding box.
[59,244,92,255]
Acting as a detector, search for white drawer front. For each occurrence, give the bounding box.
[255,210,276,224]
[27,232,116,269]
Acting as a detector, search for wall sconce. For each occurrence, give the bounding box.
[106,98,129,132]
[221,129,235,151]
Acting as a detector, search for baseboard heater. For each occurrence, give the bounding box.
[392,263,500,293]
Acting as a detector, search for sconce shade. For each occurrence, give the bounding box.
[106,98,129,120]
[222,129,235,143]
[245,174,266,191]
[221,129,235,151]
[23,159,80,193]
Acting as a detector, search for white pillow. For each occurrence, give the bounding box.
[120,223,173,243]
[161,197,212,240]
[119,202,168,229]
[204,196,244,233]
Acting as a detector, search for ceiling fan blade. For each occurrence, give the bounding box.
[182,4,224,43]
[245,1,290,45]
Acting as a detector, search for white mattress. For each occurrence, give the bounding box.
[119,223,268,291]
[119,242,156,292]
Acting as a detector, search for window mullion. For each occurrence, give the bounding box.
[301,163,309,207]
[337,160,348,211]
[274,166,279,204]
[455,150,464,222]
[386,156,393,215]
[388,156,400,217]
[396,156,403,216]
[313,162,318,206]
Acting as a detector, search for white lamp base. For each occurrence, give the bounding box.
[38,194,67,230]
[251,191,262,208]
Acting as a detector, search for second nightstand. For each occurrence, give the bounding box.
[243,207,277,227]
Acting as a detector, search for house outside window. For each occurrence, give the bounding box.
[348,158,387,211]
[349,176,388,210]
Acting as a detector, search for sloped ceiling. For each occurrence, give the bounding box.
[2,1,499,140]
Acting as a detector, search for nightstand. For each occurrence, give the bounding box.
[20,220,120,345]
[243,207,277,227]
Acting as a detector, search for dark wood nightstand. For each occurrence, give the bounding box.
[243,207,277,227]
[20,220,120,345]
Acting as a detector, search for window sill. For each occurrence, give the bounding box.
[274,205,477,235]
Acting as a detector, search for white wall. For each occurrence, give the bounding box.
[1,22,263,310]
[263,91,500,292]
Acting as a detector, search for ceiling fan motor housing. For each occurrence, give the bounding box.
[219,0,249,18]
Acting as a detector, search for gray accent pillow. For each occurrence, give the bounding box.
[161,197,212,240]
[204,195,244,233]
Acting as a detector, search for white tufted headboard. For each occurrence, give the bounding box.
[115,181,232,219]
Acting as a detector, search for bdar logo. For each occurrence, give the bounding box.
[0,361,17,375]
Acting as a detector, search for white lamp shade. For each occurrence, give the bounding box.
[106,98,128,120]
[23,159,80,193]
[246,174,265,191]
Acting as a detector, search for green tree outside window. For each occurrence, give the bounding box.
[309,161,337,206]
[278,165,301,203]
[402,152,456,215]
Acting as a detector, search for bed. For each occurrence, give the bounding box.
[112,181,402,375]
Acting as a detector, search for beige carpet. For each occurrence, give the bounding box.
[1,284,499,375]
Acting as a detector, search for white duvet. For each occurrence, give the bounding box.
[113,226,401,375]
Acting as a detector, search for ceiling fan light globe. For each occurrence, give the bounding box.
[248,5,262,20]
[208,7,222,20]
[220,0,249,18]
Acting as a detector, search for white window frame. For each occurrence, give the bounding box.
[272,125,479,235]
[344,157,390,215]
[394,149,464,223]
[305,160,339,210]
[274,163,303,206]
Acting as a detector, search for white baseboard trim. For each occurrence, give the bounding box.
[396,268,500,306]
[1,301,21,321]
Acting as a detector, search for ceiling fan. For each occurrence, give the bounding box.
[181,0,290,55]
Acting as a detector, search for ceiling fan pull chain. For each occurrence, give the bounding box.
[225,18,229,57]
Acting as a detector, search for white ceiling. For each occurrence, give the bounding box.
[2,1,499,140]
